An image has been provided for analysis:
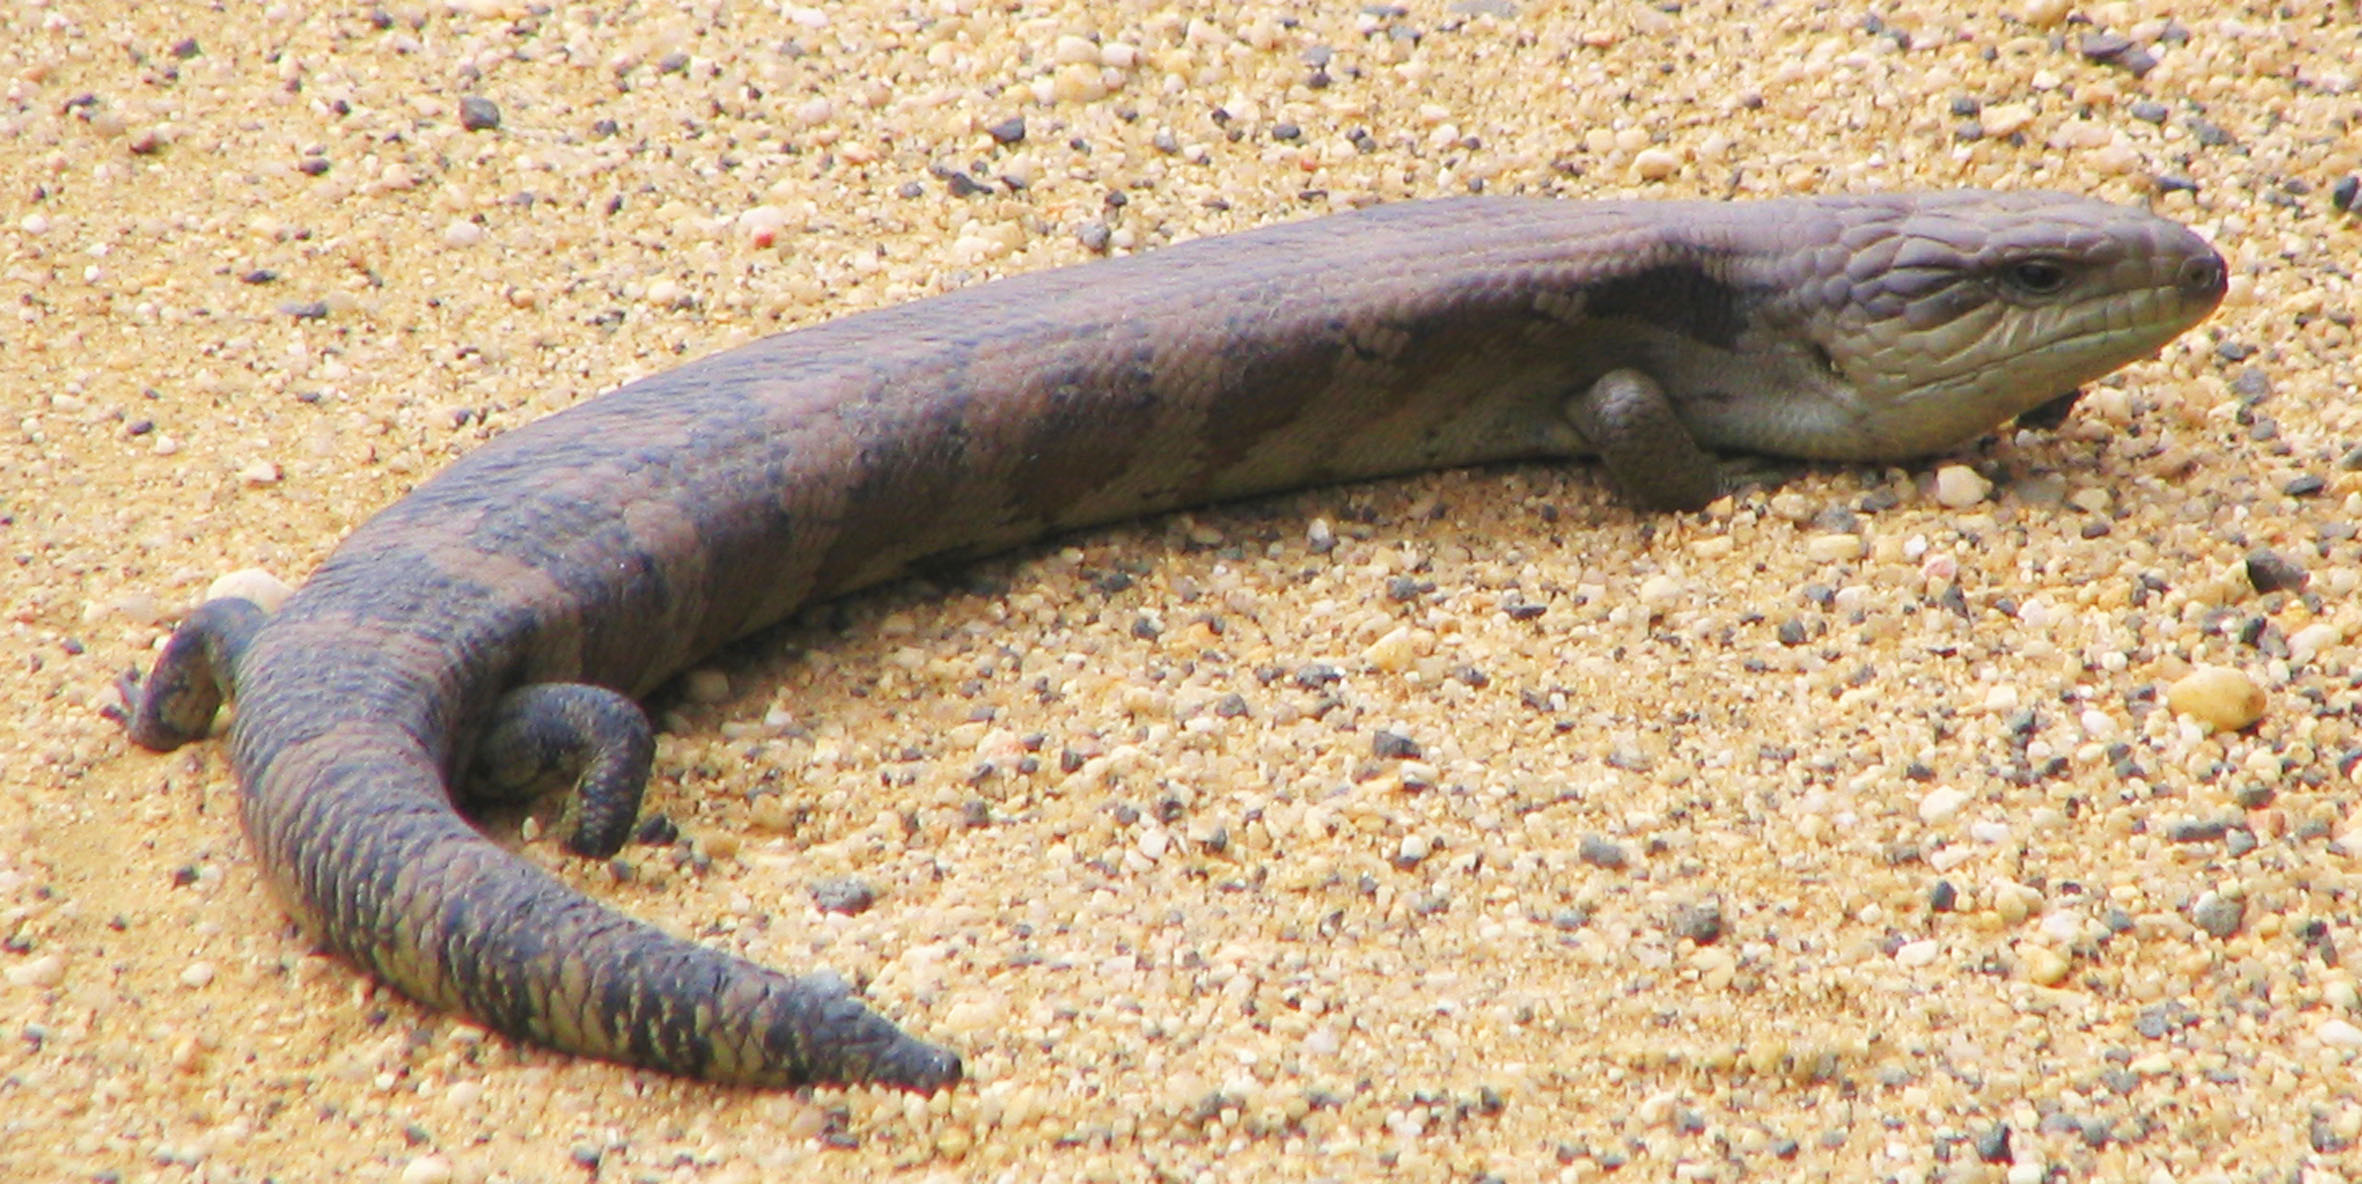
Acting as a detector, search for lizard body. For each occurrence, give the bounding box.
[127,192,2225,1089]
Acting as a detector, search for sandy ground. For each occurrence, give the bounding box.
[5,0,2360,1180]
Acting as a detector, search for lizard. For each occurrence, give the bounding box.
[122,191,2226,1092]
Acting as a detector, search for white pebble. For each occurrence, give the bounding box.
[207,568,294,612]
[737,204,791,244]
[1637,574,1681,610]
[2289,623,2341,664]
[1980,102,2035,138]
[1918,786,1971,824]
[1893,939,1940,967]
[4,954,64,988]
[1933,464,1992,508]
[1630,147,1681,181]
[440,220,483,248]
[179,961,216,988]
[2021,0,2072,26]
[2319,1019,2362,1048]
[399,1155,455,1184]
[237,459,281,486]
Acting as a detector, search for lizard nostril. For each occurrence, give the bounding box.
[2182,254,2228,301]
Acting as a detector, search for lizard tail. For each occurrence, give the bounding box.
[235,716,961,1089]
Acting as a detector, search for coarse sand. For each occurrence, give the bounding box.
[5,1,2360,1180]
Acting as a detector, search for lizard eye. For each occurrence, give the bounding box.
[2001,258,2072,299]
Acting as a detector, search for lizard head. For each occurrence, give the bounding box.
[1769,191,2227,460]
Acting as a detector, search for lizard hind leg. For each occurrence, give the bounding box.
[464,683,657,858]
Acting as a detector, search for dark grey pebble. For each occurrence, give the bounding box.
[811,876,877,916]
[458,96,501,131]
[1668,901,1723,944]
[2244,548,2308,594]
[2167,818,2232,843]
[986,116,1026,144]
[1576,834,1628,869]
[1974,1123,2012,1163]
[2191,893,2244,939]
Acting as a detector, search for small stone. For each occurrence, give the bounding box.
[458,96,501,131]
[682,669,731,703]
[2289,623,2340,664]
[399,1154,455,1184]
[440,220,484,248]
[1669,902,1723,944]
[2021,0,2072,27]
[1933,464,1993,508]
[1980,102,2035,139]
[1371,730,1421,759]
[4,954,64,988]
[1975,1123,2013,1164]
[236,460,281,486]
[204,568,294,612]
[2190,892,2244,939]
[1805,533,1863,563]
[1918,786,1971,824]
[2319,1019,2362,1049]
[1631,147,1681,181]
[737,204,790,247]
[1364,625,1419,671]
[2243,549,2308,594]
[1894,939,1940,967]
[2019,944,2071,986]
[1393,833,1432,868]
[811,876,877,915]
[1637,574,1681,610]
[2165,666,2266,733]
[2167,818,2231,843]
[986,116,1026,145]
[1577,834,1628,869]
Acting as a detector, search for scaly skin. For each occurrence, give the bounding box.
[124,192,2226,1089]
